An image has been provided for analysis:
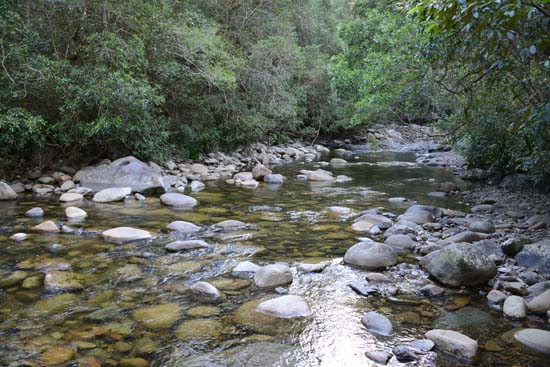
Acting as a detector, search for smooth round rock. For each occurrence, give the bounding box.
[343,241,398,269]
[256,295,311,318]
[165,240,209,252]
[232,261,261,278]
[503,295,527,319]
[254,264,293,288]
[527,289,550,314]
[102,227,152,243]
[384,234,415,252]
[10,233,28,241]
[65,206,87,220]
[468,220,495,234]
[44,271,83,291]
[189,281,221,300]
[214,220,246,230]
[32,221,60,233]
[487,289,507,304]
[166,221,200,233]
[132,303,182,329]
[93,187,132,202]
[514,328,550,355]
[25,207,44,218]
[160,193,197,207]
[59,192,84,202]
[264,174,285,184]
[0,181,18,200]
[362,311,393,336]
[425,329,478,360]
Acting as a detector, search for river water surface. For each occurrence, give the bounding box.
[0,151,547,366]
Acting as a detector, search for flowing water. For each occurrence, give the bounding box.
[0,151,547,366]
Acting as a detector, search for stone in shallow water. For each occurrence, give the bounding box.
[343,241,397,270]
[233,261,261,278]
[503,295,527,319]
[189,281,221,300]
[59,192,84,202]
[365,351,392,365]
[175,319,223,340]
[10,233,27,241]
[214,219,246,230]
[165,240,209,252]
[25,207,44,217]
[160,193,197,207]
[361,311,393,336]
[65,206,87,220]
[254,264,293,288]
[44,271,83,291]
[0,270,27,287]
[41,346,75,365]
[31,293,78,316]
[264,174,285,184]
[187,306,220,318]
[0,181,17,200]
[433,307,495,335]
[527,289,550,314]
[32,220,60,233]
[425,329,478,360]
[166,220,200,233]
[102,227,151,243]
[92,187,132,202]
[132,303,182,329]
[514,328,550,355]
[487,289,507,304]
[233,300,306,335]
[256,295,311,318]
[120,358,149,367]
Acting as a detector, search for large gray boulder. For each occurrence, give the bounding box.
[515,239,550,276]
[0,181,18,200]
[343,240,398,269]
[421,243,497,287]
[76,156,167,193]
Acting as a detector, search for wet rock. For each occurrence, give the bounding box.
[365,273,393,283]
[425,329,478,360]
[353,213,393,232]
[65,206,87,220]
[42,346,75,365]
[77,156,166,192]
[25,207,44,217]
[384,234,415,253]
[515,239,550,276]
[166,220,200,233]
[264,173,285,184]
[32,220,60,233]
[327,206,352,216]
[59,192,84,202]
[160,193,197,207]
[0,181,18,200]
[392,346,418,362]
[214,219,246,230]
[175,319,223,340]
[22,275,42,289]
[503,295,527,319]
[349,282,377,296]
[256,295,311,318]
[361,311,393,336]
[120,358,149,367]
[421,243,497,287]
[514,329,550,355]
[234,172,254,181]
[232,261,261,278]
[343,241,398,270]
[398,205,436,224]
[409,339,435,352]
[44,271,83,291]
[254,264,293,288]
[365,351,392,364]
[330,158,347,166]
[165,240,209,252]
[305,169,334,181]
[190,180,205,192]
[252,164,272,180]
[487,289,507,304]
[0,270,28,287]
[298,262,328,273]
[526,289,550,314]
[420,284,445,297]
[189,281,221,300]
[10,233,27,241]
[132,303,182,329]
[92,187,132,202]
[31,293,78,316]
[468,220,495,234]
[135,193,146,201]
[85,306,122,321]
[433,307,495,334]
[102,227,152,243]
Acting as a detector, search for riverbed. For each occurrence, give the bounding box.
[0,150,547,366]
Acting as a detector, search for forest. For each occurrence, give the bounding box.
[1,0,548,178]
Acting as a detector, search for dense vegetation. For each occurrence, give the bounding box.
[1,0,548,179]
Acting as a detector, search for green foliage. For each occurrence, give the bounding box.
[0,0,346,170]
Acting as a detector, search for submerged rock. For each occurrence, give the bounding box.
[421,243,497,287]
[256,295,311,318]
[254,264,293,288]
[264,173,285,184]
[32,221,60,233]
[102,227,152,243]
[77,156,166,192]
[132,303,182,329]
[361,311,393,336]
[365,351,392,365]
[233,261,261,278]
[425,329,478,360]
[433,307,495,335]
[166,220,200,233]
[343,241,398,270]
[189,281,221,300]
[44,271,83,291]
[175,319,223,340]
[165,240,209,252]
